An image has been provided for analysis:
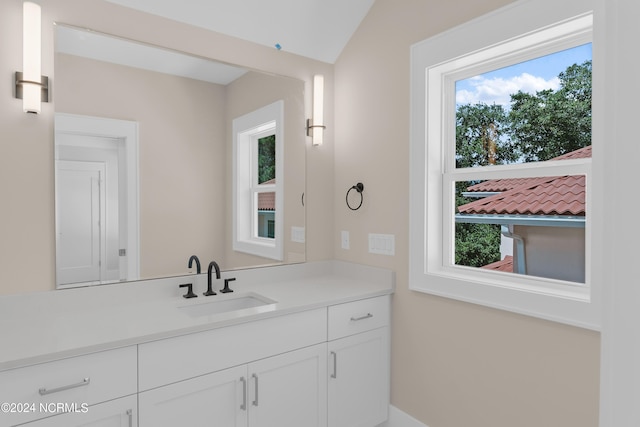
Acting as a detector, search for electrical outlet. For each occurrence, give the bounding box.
[341,230,350,250]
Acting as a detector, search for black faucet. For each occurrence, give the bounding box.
[220,277,235,293]
[188,255,201,274]
[179,283,197,299]
[204,261,220,296]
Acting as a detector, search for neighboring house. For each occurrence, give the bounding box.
[457,146,590,283]
[257,178,276,238]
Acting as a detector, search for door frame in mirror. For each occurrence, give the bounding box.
[55,113,140,288]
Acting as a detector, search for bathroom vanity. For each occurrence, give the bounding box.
[0,261,394,427]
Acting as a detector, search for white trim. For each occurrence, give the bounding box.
[409,0,600,330]
[597,0,640,424]
[378,405,428,427]
[54,113,140,285]
[232,101,284,261]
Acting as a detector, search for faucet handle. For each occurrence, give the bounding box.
[179,283,197,299]
[220,278,236,293]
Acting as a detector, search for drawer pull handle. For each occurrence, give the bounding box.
[240,377,247,410]
[252,373,259,407]
[330,351,337,379]
[38,377,90,395]
[126,409,133,427]
[350,313,373,322]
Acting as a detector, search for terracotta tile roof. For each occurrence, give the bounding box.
[258,179,276,211]
[458,175,585,216]
[459,146,590,216]
[480,255,513,272]
[552,145,591,160]
[465,146,591,193]
[258,192,275,211]
[466,177,531,193]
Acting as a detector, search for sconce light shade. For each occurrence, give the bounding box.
[16,1,48,114]
[307,74,325,146]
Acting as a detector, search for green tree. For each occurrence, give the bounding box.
[508,60,591,161]
[455,182,502,268]
[258,135,276,184]
[455,103,515,168]
[455,222,502,267]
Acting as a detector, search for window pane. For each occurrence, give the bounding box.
[257,191,276,239]
[455,43,592,168]
[258,135,276,184]
[454,174,586,284]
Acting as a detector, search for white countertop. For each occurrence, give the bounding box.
[0,261,394,372]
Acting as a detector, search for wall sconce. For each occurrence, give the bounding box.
[306,74,325,146]
[15,1,49,114]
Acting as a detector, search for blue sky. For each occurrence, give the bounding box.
[456,43,592,107]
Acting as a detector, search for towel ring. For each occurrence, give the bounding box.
[346,183,364,211]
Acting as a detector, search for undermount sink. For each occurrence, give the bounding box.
[178,293,276,318]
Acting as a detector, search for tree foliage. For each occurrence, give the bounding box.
[509,60,592,161]
[258,135,276,184]
[456,103,515,168]
[455,223,502,267]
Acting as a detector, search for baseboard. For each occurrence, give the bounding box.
[377,405,428,427]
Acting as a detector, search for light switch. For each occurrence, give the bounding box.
[341,230,350,250]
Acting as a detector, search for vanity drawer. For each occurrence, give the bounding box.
[328,295,390,340]
[0,346,137,426]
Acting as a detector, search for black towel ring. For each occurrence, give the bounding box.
[346,182,364,210]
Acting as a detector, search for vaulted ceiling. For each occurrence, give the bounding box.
[104,0,376,63]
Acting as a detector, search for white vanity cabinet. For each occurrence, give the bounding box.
[0,346,137,427]
[327,295,391,427]
[137,308,328,427]
[0,262,393,427]
[139,344,327,427]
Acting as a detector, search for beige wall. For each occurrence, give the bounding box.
[333,0,600,426]
[0,0,333,295]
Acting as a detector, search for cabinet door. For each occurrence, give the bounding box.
[138,365,247,427]
[328,327,390,427]
[248,343,327,427]
[19,395,137,427]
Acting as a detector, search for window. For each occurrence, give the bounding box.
[453,44,591,284]
[233,101,284,260]
[409,0,599,329]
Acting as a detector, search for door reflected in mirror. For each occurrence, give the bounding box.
[55,114,139,288]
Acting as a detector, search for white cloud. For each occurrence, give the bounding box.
[456,73,560,107]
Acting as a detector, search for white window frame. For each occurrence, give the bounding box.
[233,101,284,261]
[409,0,600,329]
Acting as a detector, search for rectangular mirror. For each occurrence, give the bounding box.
[54,24,306,288]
